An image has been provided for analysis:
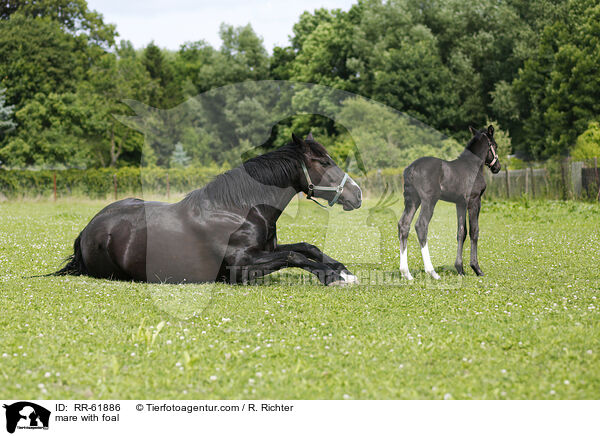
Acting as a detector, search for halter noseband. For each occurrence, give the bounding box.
[301,160,349,208]
[482,133,498,168]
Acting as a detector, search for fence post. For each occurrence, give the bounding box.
[571,160,583,199]
[560,159,568,200]
[505,167,510,198]
[113,174,117,200]
[530,167,536,199]
[166,172,170,200]
[525,167,529,196]
[596,157,600,201]
[53,172,57,201]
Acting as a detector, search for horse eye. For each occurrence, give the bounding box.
[312,158,330,166]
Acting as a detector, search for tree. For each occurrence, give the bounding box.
[0,87,16,139]
[503,0,600,158]
[0,14,86,109]
[189,23,270,90]
[78,43,157,167]
[170,143,191,167]
[0,92,95,167]
[0,44,156,168]
[142,42,182,109]
[571,121,600,161]
[0,0,117,48]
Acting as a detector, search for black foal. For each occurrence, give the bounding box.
[398,125,501,279]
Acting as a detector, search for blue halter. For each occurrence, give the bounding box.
[301,161,349,208]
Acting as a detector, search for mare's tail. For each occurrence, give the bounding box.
[53,233,87,276]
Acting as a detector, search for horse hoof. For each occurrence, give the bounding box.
[328,280,348,287]
[401,272,414,281]
[471,265,484,276]
[340,271,359,284]
[427,271,441,280]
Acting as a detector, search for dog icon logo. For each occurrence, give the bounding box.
[3,402,50,433]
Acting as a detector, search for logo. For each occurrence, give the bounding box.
[3,402,50,434]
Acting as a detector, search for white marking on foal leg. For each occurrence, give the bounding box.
[421,243,440,280]
[399,246,413,280]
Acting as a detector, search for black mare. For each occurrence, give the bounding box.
[398,125,501,280]
[54,134,362,285]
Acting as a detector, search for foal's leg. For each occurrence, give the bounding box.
[415,199,440,279]
[275,243,358,283]
[227,250,345,286]
[455,201,467,275]
[468,198,484,276]
[397,193,421,280]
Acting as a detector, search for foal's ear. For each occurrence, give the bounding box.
[487,124,494,137]
[292,133,306,149]
[468,126,478,136]
[306,132,314,141]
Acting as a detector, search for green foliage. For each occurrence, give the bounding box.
[0,0,117,47]
[143,42,182,109]
[1,0,595,170]
[337,97,464,169]
[571,121,600,162]
[0,165,225,198]
[505,0,600,159]
[0,92,96,167]
[0,14,87,109]
[0,87,16,141]
[170,143,191,168]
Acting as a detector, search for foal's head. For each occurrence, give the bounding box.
[469,125,502,174]
[292,133,362,210]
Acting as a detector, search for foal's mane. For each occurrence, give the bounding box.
[182,140,328,209]
[460,131,486,160]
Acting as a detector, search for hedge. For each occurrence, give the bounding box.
[0,165,404,199]
[0,166,224,199]
[0,164,579,200]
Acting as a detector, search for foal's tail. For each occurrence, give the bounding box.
[52,233,87,276]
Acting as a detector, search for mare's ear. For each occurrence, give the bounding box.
[468,126,478,136]
[292,133,304,147]
[292,133,309,152]
[487,124,494,137]
[306,132,314,141]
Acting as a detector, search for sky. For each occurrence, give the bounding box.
[86,0,356,52]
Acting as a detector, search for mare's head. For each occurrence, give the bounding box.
[468,125,501,174]
[292,133,362,210]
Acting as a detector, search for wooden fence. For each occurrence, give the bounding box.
[2,159,599,201]
[357,159,600,201]
[485,168,549,199]
[483,160,599,200]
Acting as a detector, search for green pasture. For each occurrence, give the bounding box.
[0,196,599,399]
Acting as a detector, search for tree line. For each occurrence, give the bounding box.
[1,0,599,170]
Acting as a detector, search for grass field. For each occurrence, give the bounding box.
[1,196,599,399]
